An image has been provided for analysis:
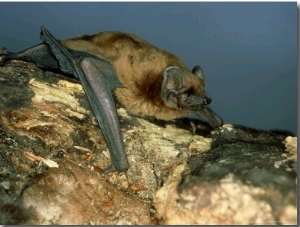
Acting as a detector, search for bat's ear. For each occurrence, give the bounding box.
[192,65,205,84]
[161,66,186,109]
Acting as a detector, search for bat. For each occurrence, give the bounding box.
[0,26,223,172]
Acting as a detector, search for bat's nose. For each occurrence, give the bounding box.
[203,97,211,105]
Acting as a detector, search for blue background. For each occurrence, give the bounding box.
[0,2,297,135]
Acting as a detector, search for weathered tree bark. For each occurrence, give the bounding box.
[0,59,297,224]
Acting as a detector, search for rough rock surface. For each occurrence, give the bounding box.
[0,59,297,225]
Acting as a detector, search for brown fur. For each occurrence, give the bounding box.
[62,31,207,120]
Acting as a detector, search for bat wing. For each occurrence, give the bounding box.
[40,26,128,173]
[197,107,223,128]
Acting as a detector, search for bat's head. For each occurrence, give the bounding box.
[161,65,223,128]
[161,65,210,111]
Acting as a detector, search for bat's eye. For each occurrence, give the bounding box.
[179,93,188,101]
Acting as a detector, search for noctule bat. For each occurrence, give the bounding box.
[0,26,223,173]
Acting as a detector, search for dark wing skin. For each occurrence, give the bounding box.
[197,107,222,129]
[40,26,128,172]
[0,43,63,73]
[2,26,128,172]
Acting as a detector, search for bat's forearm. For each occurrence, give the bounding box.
[79,58,128,172]
[39,26,128,172]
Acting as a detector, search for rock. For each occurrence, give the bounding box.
[19,160,150,225]
[0,59,297,224]
[154,125,297,225]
